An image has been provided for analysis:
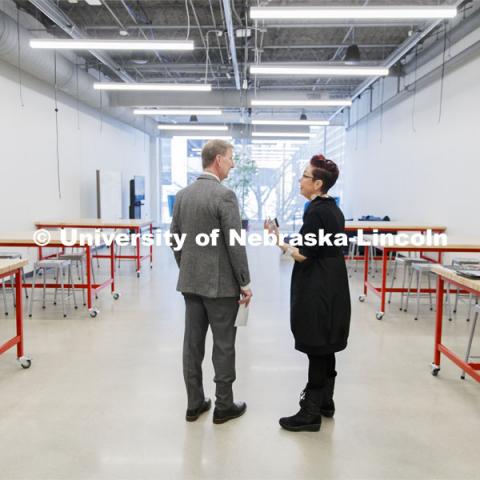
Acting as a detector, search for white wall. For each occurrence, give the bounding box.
[0,58,151,232]
[343,34,480,242]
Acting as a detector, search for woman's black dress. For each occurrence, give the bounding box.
[290,196,351,355]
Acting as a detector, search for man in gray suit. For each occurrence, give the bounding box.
[170,139,252,424]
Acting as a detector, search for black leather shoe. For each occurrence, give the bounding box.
[186,398,211,422]
[213,401,247,424]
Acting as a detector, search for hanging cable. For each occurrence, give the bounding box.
[438,22,448,123]
[16,6,24,107]
[143,116,146,152]
[53,51,62,199]
[411,45,418,132]
[185,0,191,40]
[75,63,80,130]
[98,66,103,133]
[379,78,385,144]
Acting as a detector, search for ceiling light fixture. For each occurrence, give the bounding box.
[158,125,228,131]
[29,39,194,50]
[251,99,352,107]
[250,6,457,20]
[250,65,389,76]
[299,112,307,121]
[344,44,361,63]
[85,0,102,5]
[252,132,316,138]
[134,109,223,115]
[189,115,198,122]
[252,120,329,126]
[251,140,309,145]
[172,136,233,140]
[94,83,212,92]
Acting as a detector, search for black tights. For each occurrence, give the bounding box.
[307,353,336,389]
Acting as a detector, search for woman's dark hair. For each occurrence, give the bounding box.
[310,154,339,193]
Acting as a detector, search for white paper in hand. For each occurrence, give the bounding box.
[235,304,249,327]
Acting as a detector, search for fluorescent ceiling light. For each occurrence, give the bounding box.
[173,135,233,140]
[251,99,351,107]
[85,0,102,5]
[250,6,457,20]
[252,120,329,126]
[252,132,316,138]
[134,109,222,115]
[158,125,228,131]
[94,83,212,92]
[251,140,308,144]
[30,39,194,50]
[250,65,389,76]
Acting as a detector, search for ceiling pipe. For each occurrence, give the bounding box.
[0,8,157,135]
[222,0,241,90]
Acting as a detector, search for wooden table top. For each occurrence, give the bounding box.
[0,258,28,275]
[381,243,480,251]
[0,231,104,247]
[35,218,152,228]
[432,265,480,294]
[345,221,447,231]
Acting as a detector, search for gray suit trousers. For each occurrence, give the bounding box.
[183,294,239,410]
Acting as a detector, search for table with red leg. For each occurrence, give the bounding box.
[360,242,480,320]
[430,266,480,382]
[35,219,153,277]
[0,232,117,318]
[345,222,447,267]
[0,258,31,368]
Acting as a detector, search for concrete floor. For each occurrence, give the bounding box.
[0,245,479,480]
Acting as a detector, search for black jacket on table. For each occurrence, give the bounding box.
[290,196,351,355]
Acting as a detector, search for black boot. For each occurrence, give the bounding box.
[320,373,336,418]
[279,388,322,432]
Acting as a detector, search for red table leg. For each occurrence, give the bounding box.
[110,242,115,293]
[432,276,444,375]
[15,269,24,359]
[86,246,92,311]
[136,227,141,277]
[377,249,388,319]
[363,243,369,295]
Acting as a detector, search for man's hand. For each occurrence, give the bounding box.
[239,287,253,306]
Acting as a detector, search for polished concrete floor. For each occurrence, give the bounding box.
[0,245,479,480]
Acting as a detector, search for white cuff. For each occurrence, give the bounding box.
[241,283,251,290]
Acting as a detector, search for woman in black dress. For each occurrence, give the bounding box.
[266,155,351,432]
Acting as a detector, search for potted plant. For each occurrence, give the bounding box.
[226,153,257,230]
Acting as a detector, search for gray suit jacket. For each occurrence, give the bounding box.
[170,174,251,298]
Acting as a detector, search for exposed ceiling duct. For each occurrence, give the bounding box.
[0,6,158,136]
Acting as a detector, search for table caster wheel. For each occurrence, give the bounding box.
[376,312,384,320]
[18,357,31,369]
[136,272,140,278]
[112,292,120,300]
[359,295,366,302]
[89,308,99,318]
[431,364,440,376]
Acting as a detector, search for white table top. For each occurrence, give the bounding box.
[432,265,480,295]
[0,231,104,247]
[0,258,28,275]
[345,221,447,231]
[35,218,152,228]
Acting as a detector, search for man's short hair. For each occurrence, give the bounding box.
[202,140,233,169]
